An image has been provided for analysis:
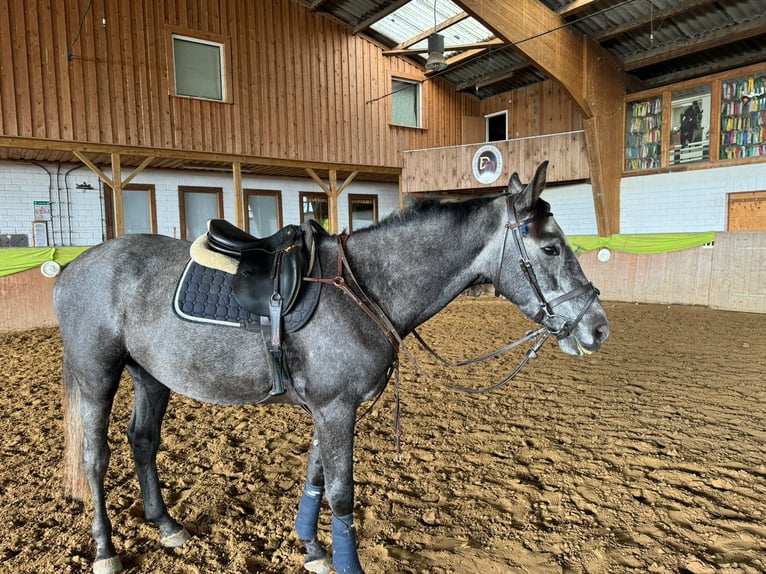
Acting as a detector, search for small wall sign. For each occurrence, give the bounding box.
[34,200,51,221]
[471,145,503,185]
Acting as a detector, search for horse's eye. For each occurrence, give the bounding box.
[542,245,560,256]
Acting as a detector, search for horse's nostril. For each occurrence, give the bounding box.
[595,324,609,341]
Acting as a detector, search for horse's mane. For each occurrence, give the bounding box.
[369,195,497,232]
[357,193,551,235]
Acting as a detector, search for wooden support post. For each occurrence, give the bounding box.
[455,0,626,235]
[327,170,339,234]
[111,152,124,237]
[233,161,244,228]
[72,150,156,238]
[306,168,359,234]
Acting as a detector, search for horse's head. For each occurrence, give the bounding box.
[494,161,609,355]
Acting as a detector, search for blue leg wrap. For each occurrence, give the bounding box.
[331,513,363,574]
[295,482,323,541]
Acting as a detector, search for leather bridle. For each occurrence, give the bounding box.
[493,194,600,340]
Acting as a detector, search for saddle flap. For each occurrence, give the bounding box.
[231,229,307,316]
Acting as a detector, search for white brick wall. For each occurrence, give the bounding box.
[0,161,400,246]
[2,158,765,245]
[546,162,766,235]
[619,163,766,233]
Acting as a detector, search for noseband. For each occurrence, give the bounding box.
[493,195,600,340]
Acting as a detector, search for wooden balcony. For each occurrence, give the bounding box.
[402,131,589,194]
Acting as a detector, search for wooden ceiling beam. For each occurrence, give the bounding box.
[383,39,502,56]
[0,136,400,176]
[624,16,766,71]
[392,11,470,50]
[557,0,601,19]
[454,0,626,236]
[455,64,527,91]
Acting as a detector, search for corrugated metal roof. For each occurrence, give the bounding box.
[306,0,766,97]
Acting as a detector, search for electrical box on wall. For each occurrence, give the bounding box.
[0,234,29,247]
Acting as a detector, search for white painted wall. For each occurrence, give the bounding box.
[545,162,766,236]
[0,161,400,246]
[3,159,766,246]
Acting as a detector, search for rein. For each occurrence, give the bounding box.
[304,204,601,452]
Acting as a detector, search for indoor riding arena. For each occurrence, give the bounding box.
[1,1,765,574]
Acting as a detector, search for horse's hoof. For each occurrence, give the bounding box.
[160,527,192,548]
[93,556,123,574]
[304,555,332,574]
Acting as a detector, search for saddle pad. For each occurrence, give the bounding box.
[173,258,322,333]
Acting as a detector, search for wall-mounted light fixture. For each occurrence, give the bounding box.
[76,182,94,190]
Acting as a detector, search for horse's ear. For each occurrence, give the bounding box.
[511,160,549,210]
[508,172,524,195]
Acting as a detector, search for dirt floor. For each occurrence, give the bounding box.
[1,299,765,574]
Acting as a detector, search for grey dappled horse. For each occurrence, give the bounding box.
[55,161,609,574]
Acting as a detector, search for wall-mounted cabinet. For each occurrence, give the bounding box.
[623,63,766,174]
[624,97,662,171]
[720,73,766,160]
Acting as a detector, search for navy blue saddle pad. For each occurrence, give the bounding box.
[173,258,322,332]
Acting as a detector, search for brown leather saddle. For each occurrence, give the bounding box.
[206,219,324,395]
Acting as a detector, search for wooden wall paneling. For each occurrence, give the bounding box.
[67,2,88,141]
[0,1,16,135]
[38,1,57,139]
[728,192,766,231]
[11,1,32,138]
[0,269,58,331]
[51,1,71,140]
[1,0,487,169]
[26,0,44,137]
[123,0,140,146]
[709,232,766,312]
[147,0,164,149]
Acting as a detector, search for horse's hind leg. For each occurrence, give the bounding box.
[295,429,331,574]
[125,362,191,547]
[76,375,124,574]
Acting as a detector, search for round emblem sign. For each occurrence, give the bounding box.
[471,145,503,185]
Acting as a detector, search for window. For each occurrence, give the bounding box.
[391,78,421,127]
[122,184,157,234]
[486,111,507,142]
[670,85,711,166]
[348,194,378,232]
[300,193,329,230]
[172,34,225,101]
[179,186,223,240]
[245,190,282,237]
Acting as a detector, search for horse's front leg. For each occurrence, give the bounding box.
[315,410,364,574]
[295,429,331,574]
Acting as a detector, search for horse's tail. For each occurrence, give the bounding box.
[62,357,89,500]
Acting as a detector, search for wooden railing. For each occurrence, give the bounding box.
[402,131,589,194]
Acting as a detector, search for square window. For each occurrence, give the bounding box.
[391,78,421,127]
[172,34,225,101]
[300,193,329,230]
[179,186,223,240]
[348,195,378,232]
[245,190,282,237]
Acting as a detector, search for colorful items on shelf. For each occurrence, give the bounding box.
[720,74,766,160]
[624,97,662,171]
